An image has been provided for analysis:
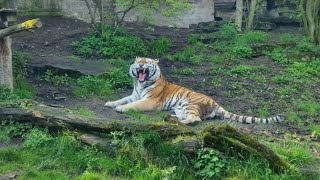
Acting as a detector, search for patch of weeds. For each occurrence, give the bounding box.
[125,110,161,122]
[279,33,297,44]
[229,43,253,58]
[75,107,96,117]
[0,121,32,143]
[149,36,171,56]
[271,75,290,84]
[296,36,318,53]
[187,34,199,45]
[72,30,148,58]
[103,59,132,89]
[273,87,298,97]
[39,70,73,86]
[286,59,320,79]
[12,50,31,77]
[257,106,270,118]
[174,47,196,61]
[226,154,306,180]
[211,77,222,88]
[296,100,320,116]
[268,141,316,166]
[207,54,226,63]
[73,76,113,97]
[309,124,320,136]
[285,111,302,122]
[229,65,265,77]
[14,76,35,99]
[217,23,237,40]
[236,31,269,44]
[263,48,289,64]
[172,68,196,75]
[105,68,132,89]
[194,149,227,179]
[254,75,266,83]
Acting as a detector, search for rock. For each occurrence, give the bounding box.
[28,56,113,77]
[189,21,220,33]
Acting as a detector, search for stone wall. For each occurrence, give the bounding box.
[14,0,215,28]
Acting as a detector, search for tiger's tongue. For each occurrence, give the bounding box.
[139,72,146,81]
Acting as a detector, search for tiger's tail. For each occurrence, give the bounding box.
[216,106,283,124]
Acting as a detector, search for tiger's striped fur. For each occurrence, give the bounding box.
[104,57,283,124]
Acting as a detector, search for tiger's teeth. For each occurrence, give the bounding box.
[143,69,146,73]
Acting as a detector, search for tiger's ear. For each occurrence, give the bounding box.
[154,59,159,64]
[135,56,140,62]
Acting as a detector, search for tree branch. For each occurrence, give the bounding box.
[0,19,42,38]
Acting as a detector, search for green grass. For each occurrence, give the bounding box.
[75,107,96,117]
[0,125,194,179]
[172,68,196,75]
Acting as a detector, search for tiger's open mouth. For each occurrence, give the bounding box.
[137,68,149,82]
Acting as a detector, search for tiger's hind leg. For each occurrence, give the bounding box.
[178,107,202,124]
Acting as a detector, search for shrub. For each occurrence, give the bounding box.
[194,149,227,179]
[150,37,171,56]
[74,76,113,97]
[217,23,237,40]
[72,32,148,58]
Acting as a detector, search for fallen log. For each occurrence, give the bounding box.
[0,102,291,172]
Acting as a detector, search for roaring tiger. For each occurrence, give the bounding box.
[104,57,283,124]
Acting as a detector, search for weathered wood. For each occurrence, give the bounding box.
[0,102,291,171]
[0,104,195,137]
[0,36,12,89]
[0,19,42,38]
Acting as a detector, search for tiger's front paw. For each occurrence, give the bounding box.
[115,105,128,113]
[104,101,118,108]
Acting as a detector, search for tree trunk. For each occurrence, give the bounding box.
[0,36,12,89]
[235,0,244,32]
[0,102,291,172]
[0,18,41,90]
[246,0,257,31]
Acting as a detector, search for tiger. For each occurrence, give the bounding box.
[104,57,283,124]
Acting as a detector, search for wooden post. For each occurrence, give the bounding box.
[0,9,16,90]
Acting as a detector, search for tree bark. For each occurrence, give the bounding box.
[235,0,244,32]
[0,102,291,172]
[0,19,42,39]
[0,36,12,89]
[0,18,42,90]
[246,0,257,31]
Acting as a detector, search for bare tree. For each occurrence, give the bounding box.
[300,0,320,45]
[235,0,244,32]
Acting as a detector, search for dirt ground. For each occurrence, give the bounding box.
[11,16,316,136]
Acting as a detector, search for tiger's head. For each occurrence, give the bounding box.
[129,57,161,83]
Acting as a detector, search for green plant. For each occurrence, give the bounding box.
[149,37,171,56]
[229,65,263,77]
[76,107,96,117]
[73,32,148,58]
[263,48,289,64]
[296,36,318,53]
[279,33,297,44]
[194,149,227,179]
[236,31,269,44]
[73,76,113,97]
[39,70,73,86]
[217,23,237,40]
[0,121,32,143]
[172,68,196,75]
[12,50,32,77]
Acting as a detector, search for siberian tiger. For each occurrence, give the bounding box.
[104,57,283,124]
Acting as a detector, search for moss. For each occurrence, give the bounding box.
[201,125,291,172]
